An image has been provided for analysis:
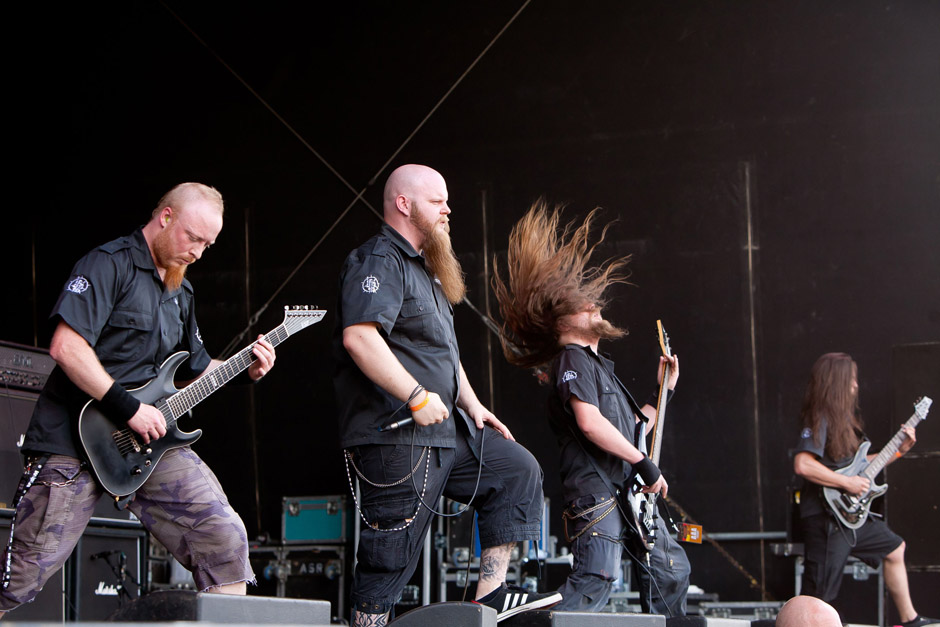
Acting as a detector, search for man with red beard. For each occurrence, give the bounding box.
[1,183,276,617]
[334,165,560,625]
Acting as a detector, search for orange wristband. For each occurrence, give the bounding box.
[895,451,903,459]
[409,390,430,412]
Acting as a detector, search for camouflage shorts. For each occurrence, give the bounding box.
[1,447,253,612]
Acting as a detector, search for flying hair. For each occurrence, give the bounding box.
[492,200,632,369]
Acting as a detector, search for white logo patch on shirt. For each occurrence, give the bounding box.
[562,370,578,382]
[801,427,813,439]
[67,276,90,294]
[362,275,380,293]
[195,327,204,344]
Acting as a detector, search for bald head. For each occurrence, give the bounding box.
[384,164,446,215]
[776,595,841,627]
[382,164,451,252]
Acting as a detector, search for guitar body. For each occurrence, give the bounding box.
[821,441,889,530]
[77,306,326,501]
[626,489,658,552]
[819,396,931,530]
[78,351,202,498]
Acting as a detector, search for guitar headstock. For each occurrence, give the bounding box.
[656,319,672,358]
[283,305,327,331]
[914,396,932,420]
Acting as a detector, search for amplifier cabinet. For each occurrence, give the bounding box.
[1,510,144,622]
[0,388,39,508]
[65,523,147,621]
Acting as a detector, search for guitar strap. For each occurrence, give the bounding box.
[563,418,633,526]
[2,454,50,590]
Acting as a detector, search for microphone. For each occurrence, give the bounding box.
[90,550,120,560]
[378,417,413,432]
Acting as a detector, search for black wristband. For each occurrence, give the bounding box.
[646,388,675,407]
[100,382,141,423]
[633,454,661,486]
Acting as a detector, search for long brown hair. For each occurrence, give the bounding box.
[492,200,631,369]
[799,352,863,460]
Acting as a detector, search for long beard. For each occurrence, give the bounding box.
[413,215,466,305]
[588,317,625,341]
[163,265,187,292]
[152,229,188,292]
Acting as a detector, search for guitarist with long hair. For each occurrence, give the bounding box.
[493,202,689,616]
[1,183,277,618]
[793,352,936,626]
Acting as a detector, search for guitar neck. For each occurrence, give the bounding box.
[647,363,670,466]
[862,414,922,480]
[164,323,290,419]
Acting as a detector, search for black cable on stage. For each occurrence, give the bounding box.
[619,534,678,618]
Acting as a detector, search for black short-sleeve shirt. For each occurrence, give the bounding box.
[548,344,648,502]
[794,418,866,518]
[333,224,468,449]
[22,229,211,458]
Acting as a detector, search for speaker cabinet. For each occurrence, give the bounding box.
[0,388,38,508]
[393,602,496,627]
[65,523,147,621]
[503,609,666,626]
[110,589,332,624]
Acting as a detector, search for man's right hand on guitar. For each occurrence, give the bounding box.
[127,404,168,444]
[843,475,870,496]
[641,475,669,498]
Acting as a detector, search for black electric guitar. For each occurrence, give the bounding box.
[822,395,931,530]
[627,320,672,551]
[78,306,326,501]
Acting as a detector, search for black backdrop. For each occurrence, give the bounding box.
[6,0,939,615]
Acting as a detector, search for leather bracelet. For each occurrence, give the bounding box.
[100,381,141,423]
[409,390,430,412]
[633,454,661,486]
[646,388,675,407]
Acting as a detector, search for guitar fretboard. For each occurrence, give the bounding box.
[862,397,931,480]
[157,312,322,425]
[863,419,919,479]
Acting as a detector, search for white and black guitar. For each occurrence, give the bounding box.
[627,320,672,551]
[78,306,325,502]
[822,396,932,530]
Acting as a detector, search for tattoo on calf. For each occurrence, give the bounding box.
[479,543,513,581]
[353,611,389,627]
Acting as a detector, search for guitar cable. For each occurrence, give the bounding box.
[408,414,486,519]
[617,506,679,618]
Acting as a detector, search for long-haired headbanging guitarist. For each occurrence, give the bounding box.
[493,201,688,616]
[793,352,936,627]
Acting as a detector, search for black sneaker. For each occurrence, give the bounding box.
[475,584,562,622]
[900,617,940,627]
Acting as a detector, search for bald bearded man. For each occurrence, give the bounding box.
[333,165,561,625]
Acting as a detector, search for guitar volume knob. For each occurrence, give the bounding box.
[132,466,142,475]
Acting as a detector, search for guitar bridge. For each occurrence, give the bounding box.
[112,429,142,454]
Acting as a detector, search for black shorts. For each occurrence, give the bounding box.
[347,427,544,614]
[800,513,903,602]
